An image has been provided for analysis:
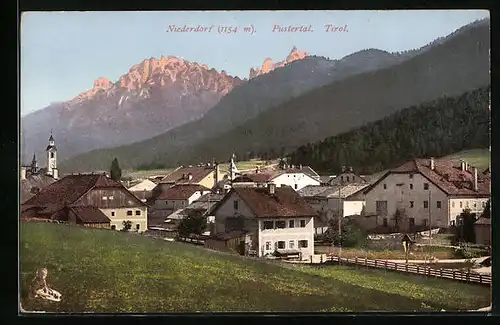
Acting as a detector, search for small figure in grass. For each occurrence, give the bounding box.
[29,268,62,302]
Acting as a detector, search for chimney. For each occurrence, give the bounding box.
[21,168,26,180]
[430,157,435,170]
[188,173,193,181]
[349,166,353,172]
[473,167,478,191]
[341,166,346,173]
[299,164,303,170]
[460,160,466,171]
[214,163,220,187]
[291,164,294,169]
[268,183,276,195]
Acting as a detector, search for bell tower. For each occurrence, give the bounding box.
[46,131,58,179]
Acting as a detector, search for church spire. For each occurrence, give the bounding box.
[31,152,37,165]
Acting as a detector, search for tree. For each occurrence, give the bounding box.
[110,158,122,181]
[177,214,207,238]
[324,216,367,248]
[455,209,477,243]
[121,220,132,232]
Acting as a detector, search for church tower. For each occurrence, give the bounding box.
[46,132,58,179]
[30,153,38,174]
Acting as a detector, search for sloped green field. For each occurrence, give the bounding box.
[19,222,490,313]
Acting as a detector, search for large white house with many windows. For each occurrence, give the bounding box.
[358,157,490,230]
[210,184,317,259]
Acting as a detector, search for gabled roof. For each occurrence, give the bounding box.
[70,207,111,224]
[153,184,211,200]
[160,166,214,185]
[216,186,318,218]
[22,173,146,209]
[299,184,368,200]
[271,165,320,180]
[233,173,274,183]
[127,179,157,192]
[363,158,491,197]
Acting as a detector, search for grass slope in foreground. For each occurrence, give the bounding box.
[20,223,490,313]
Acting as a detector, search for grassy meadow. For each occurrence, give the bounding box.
[19,222,490,313]
[443,148,490,171]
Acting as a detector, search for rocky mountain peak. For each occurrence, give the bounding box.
[249,47,309,79]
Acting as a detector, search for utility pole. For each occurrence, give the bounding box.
[338,181,342,263]
[428,188,432,243]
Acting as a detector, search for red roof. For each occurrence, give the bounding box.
[153,184,211,200]
[160,166,214,185]
[228,186,318,218]
[70,207,111,224]
[365,158,490,197]
[233,173,274,183]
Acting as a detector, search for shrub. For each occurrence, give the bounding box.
[325,217,367,248]
[121,220,132,232]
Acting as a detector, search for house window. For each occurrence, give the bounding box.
[111,225,116,230]
[298,240,308,248]
[409,184,413,190]
[346,176,350,182]
[265,242,271,250]
[277,241,285,249]
[50,152,54,158]
[424,183,429,190]
[423,201,428,209]
[135,210,141,215]
[466,201,469,208]
[108,196,114,200]
[263,221,274,230]
[383,218,388,227]
[450,220,455,226]
[423,219,428,226]
[459,201,463,208]
[376,201,388,216]
[289,240,295,249]
[341,176,344,181]
[474,202,477,208]
[102,196,108,200]
[165,200,168,204]
[409,201,414,208]
[233,200,239,210]
[289,220,295,228]
[136,224,140,230]
[437,201,442,209]
[111,211,115,217]
[275,220,286,229]
[452,201,455,208]
[294,184,298,189]
[300,220,306,228]
[127,210,133,216]
[383,184,387,189]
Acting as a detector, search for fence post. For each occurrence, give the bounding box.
[320,255,323,263]
[375,260,377,267]
[453,270,456,279]
[466,271,470,282]
[405,264,408,272]
[355,257,358,264]
[479,274,482,284]
[365,257,367,266]
[417,265,419,274]
[310,255,313,264]
[385,260,387,268]
[440,268,443,277]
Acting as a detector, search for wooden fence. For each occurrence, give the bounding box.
[327,256,491,286]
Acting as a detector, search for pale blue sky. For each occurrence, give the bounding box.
[20,10,489,116]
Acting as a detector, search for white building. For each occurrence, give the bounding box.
[360,157,490,229]
[298,183,368,234]
[232,165,320,191]
[127,179,158,202]
[148,184,212,219]
[211,184,317,259]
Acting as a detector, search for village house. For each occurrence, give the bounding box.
[148,183,212,224]
[210,184,317,260]
[232,164,320,191]
[298,183,368,234]
[21,173,148,231]
[360,157,491,230]
[159,164,221,189]
[327,166,367,186]
[164,193,224,234]
[127,179,157,202]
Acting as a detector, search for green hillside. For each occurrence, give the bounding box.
[20,222,490,312]
[444,149,490,172]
